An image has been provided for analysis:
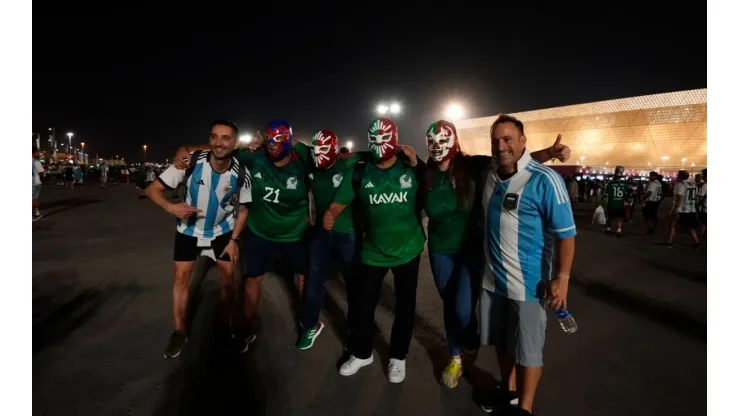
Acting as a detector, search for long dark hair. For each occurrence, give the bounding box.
[425,152,473,209]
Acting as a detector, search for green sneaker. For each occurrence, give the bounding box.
[297,321,324,350]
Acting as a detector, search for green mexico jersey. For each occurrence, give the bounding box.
[309,154,361,234]
[425,169,475,254]
[605,180,631,209]
[237,144,311,242]
[349,158,426,267]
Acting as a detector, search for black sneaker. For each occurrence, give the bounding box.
[616,232,622,239]
[480,387,518,413]
[164,331,188,359]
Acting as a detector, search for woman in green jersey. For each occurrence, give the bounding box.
[423,120,572,389]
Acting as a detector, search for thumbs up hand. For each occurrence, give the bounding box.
[548,134,571,163]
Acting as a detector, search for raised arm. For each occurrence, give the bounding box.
[531,134,571,164]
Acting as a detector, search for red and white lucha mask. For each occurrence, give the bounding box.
[426,120,459,163]
[311,129,339,169]
[368,118,398,162]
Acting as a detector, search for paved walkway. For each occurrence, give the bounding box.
[32,184,706,415]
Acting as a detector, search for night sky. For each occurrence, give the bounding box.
[33,2,707,162]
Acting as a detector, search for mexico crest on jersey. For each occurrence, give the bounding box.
[332,173,343,188]
[286,176,298,190]
[400,174,413,189]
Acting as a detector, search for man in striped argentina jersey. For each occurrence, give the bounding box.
[662,170,700,249]
[146,120,252,359]
[479,115,576,416]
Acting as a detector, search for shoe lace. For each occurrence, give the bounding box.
[389,360,402,373]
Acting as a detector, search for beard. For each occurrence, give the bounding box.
[211,148,232,160]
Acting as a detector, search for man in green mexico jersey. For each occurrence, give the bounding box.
[332,118,426,384]
[601,166,632,238]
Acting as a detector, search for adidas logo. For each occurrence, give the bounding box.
[364,181,374,188]
[197,179,205,185]
[254,172,262,179]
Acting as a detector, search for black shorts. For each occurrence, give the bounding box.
[698,212,707,225]
[174,231,233,262]
[642,201,660,220]
[241,227,308,278]
[607,206,625,220]
[677,213,699,229]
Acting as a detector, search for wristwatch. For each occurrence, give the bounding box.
[230,236,240,242]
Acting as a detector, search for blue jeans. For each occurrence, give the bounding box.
[301,227,358,330]
[429,252,481,356]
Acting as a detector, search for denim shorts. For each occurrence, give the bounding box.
[241,228,308,278]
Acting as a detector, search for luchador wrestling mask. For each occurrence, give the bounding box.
[426,120,459,163]
[311,129,339,169]
[265,119,293,161]
[367,118,398,162]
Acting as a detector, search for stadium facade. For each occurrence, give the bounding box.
[455,89,707,176]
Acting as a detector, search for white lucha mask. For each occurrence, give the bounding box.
[427,122,457,162]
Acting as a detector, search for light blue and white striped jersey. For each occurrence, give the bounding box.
[674,180,698,214]
[158,151,252,238]
[482,151,577,302]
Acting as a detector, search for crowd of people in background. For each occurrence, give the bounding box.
[563,167,707,248]
[31,150,167,219]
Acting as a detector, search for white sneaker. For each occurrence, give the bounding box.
[339,354,374,376]
[388,358,406,383]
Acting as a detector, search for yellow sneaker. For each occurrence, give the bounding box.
[440,358,463,388]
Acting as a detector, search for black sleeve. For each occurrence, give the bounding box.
[467,155,493,177]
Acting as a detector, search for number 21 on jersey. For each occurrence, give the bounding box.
[263,187,281,203]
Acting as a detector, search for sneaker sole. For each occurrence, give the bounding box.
[298,324,324,350]
[238,334,257,354]
[164,338,188,359]
[339,357,373,376]
[389,374,406,384]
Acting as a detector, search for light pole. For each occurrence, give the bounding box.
[143,145,148,161]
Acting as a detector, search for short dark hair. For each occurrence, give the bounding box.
[211,119,239,137]
[490,114,525,138]
[678,170,689,180]
[702,168,707,175]
[649,171,658,176]
[339,147,349,154]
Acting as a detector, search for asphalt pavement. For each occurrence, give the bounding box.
[32,183,706,416]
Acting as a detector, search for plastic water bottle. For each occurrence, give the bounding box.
[556,308,578,333]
